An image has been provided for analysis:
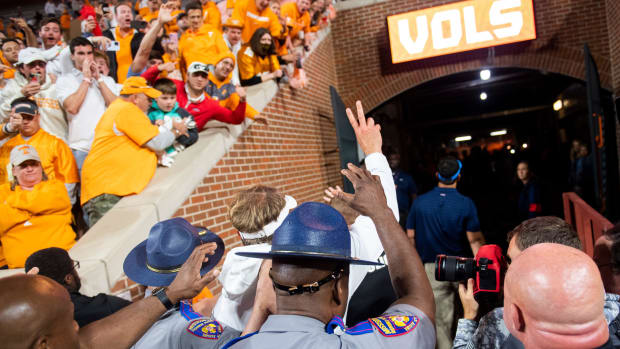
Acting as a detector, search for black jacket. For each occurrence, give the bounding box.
[71,291,131,327]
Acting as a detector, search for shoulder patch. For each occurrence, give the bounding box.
[369,315,419,337]
[186,318,223,340]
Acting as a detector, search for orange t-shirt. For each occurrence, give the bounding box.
[0,180,75,268]
[281,2,310,39]
[202,1,222,31]
[81,98,160,204]
[179,25,230,71]
[60,13,71,29]
[115,27,135,83]
[230,0,283,43]
[0,129,79,186]
[165,10,185,34]
[142,10,159,23]
[0,52,15,79]
[237,43,280,81]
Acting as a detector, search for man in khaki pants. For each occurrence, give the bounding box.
[406,156,485,349]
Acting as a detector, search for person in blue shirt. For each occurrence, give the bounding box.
[389,152,417,228]
[405,156,485,349]
[517,161,542,221]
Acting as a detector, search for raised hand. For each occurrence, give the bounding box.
[338,163,388,218]
[157,62,176,72]
[158,2,175,24]
[345,100,381,155]
[165,244,220,303]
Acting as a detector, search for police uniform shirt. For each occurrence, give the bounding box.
[131,301,240,349]
[224,303,436,349]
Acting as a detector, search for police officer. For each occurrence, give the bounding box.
[222,101,437,349]
[122,217,241,348]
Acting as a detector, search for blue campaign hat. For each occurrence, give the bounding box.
[123,218,225,287]
[236,202,382,266]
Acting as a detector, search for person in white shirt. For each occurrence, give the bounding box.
[0,48,68,142]
[56,36,118,173]
[222,17,243,86]
[214,101,399,333]
[44,0,58,16]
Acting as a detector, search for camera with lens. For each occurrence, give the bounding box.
[435,244,507,302]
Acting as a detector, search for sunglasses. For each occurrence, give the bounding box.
[20,114,35,121]
[27,61,46,68]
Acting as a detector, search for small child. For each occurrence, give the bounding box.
[148,78,198,167]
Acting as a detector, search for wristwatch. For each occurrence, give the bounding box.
[152,288,176,310]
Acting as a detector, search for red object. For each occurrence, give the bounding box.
[529,203,542,213]
[473,244,506,299]
[141,65,161,85]
[80,6,102,36]
[172,79,246,130]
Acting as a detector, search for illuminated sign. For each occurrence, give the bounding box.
[387,0,536,64]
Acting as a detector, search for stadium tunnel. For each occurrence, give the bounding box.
[365,67,620,250]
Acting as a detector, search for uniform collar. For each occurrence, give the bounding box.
[260,314,327,333]
[435,186,456,192]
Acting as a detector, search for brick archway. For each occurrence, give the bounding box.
[342,48,612,113]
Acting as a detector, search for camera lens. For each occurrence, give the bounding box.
[435,255,476,281]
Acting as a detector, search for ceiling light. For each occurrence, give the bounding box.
[510,149,516,154]
[480,92,488,100]
[507,145,512,150]
[480,69,491,80]
[553,99,563,111]
[522,143,528,149]
[490,129,507,136]
[455,135,472,142]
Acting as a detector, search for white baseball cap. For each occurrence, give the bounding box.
[17,48,46,66]
[10,144,41,167]
[187,61,209,75]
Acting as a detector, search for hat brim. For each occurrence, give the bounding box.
[123,228,225,287]
[235,251,383,266]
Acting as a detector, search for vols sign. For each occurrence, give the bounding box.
[387,0,536,63]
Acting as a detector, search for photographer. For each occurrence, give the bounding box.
[452,216,620,348]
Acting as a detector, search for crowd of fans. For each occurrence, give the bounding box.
[0,0,336,269]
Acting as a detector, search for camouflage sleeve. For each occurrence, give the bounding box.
[452,319,477,349]
[468,308,510,349]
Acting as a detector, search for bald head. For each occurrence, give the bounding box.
[503,243,608,349]
[0,275,79,349]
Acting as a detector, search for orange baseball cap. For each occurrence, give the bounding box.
[120,77,162,98]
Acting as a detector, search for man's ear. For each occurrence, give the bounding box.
[64,273,74,287]
[509,303,525,333]
[332,276,347,307]
[32,336,49,349]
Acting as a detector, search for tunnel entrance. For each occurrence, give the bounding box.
[369,67,619,250]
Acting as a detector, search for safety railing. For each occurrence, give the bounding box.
[563,192,614,257]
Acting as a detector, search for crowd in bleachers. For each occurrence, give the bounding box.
[0,0,336,270]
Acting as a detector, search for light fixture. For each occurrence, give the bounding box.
[490,129,507,136]
[480,69,491,80]
[455,135,472,142]
[553,99,563,111]
[510,149,516,154]
[522,143,528,149]
[480,92,488,100]
[507,145,512,150]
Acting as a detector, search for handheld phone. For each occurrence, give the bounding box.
[131,20,148,30]
[31,73,41,83]
[106,41,121,52]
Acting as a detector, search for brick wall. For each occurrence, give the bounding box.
[331,0,613,111]
[606,0,620,96]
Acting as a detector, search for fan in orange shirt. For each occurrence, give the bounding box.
[0,98,79,203]
[178,2,230,74]
[80,77,185,226]
[141,0,161,22]
[281,0,312,47]
[206,52,266,124]
[200,0,222,31]
[237,27,282,87]
[0,144,75,269]
[230,0,283,43]
[0,39,18,79]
